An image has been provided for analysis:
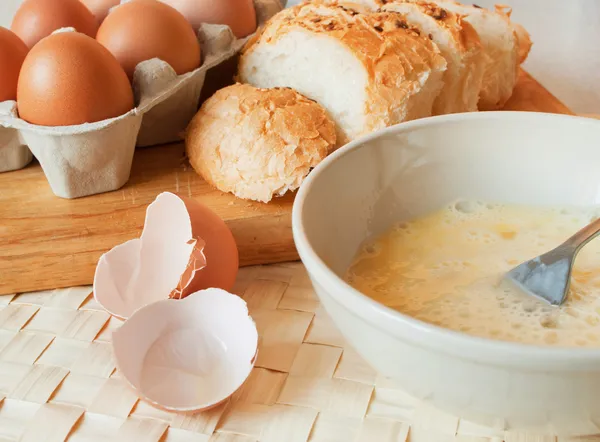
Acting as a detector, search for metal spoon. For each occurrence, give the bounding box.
[504,217,600,306]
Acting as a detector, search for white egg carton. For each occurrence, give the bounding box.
[0,0,284,198]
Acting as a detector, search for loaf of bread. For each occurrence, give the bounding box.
[185,83,336,203]
[379,1,486,114]
[326,0,531,110]
[238,2,447,144]
[433,0,531,110]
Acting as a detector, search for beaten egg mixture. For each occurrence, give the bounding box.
[346,201,600,347]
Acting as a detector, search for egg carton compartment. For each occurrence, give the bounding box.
[0,105,31,173]
[0,0,284,198]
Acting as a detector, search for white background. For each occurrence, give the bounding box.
[2,0,598,114]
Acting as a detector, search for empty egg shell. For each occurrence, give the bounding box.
[112,288,258,412]
[93,191,238,319]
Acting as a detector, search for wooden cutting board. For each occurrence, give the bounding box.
[0,70,573,295]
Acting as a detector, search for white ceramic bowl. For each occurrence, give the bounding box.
[292,112,600,432]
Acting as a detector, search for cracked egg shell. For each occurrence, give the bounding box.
[93,192,238,319]
[112,288,258,412]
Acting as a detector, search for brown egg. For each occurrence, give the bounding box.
[17,31,134,126]
[96,0,201,79]
[0,27,28,102]
[160,0,256,38]
[80,0,120,25]
[11,0,98,49]
[180,196,239,295]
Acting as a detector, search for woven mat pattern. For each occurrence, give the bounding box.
[0,263,592,442]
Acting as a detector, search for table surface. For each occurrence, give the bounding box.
[0,262,582,442]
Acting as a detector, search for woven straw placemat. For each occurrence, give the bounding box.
[0,262,594,441]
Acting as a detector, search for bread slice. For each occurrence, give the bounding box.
[379,0,485,114]
[185,83,336,203]
[432,0,531,110]
[238,2,447,144]
[495,4,532,64]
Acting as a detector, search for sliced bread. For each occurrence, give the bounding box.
[432,0,531,110]
[379,0,486,114]
[238,2,447,144]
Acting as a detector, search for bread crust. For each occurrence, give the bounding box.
[378,0,485,113]
[185,83,336,203]
[493,4,532,63]
[385,1,482,56]
[238,1,447,141]
[430,0,530,110]
[319,0,531,110]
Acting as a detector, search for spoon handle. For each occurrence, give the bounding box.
[564,216,600,251]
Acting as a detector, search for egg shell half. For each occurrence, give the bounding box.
[180,195,239,297]
[112,288,258,412]
[93,191,238,319]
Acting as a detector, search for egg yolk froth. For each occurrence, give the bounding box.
[346,201,600,347]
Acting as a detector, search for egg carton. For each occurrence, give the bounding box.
[0,0,284,198]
